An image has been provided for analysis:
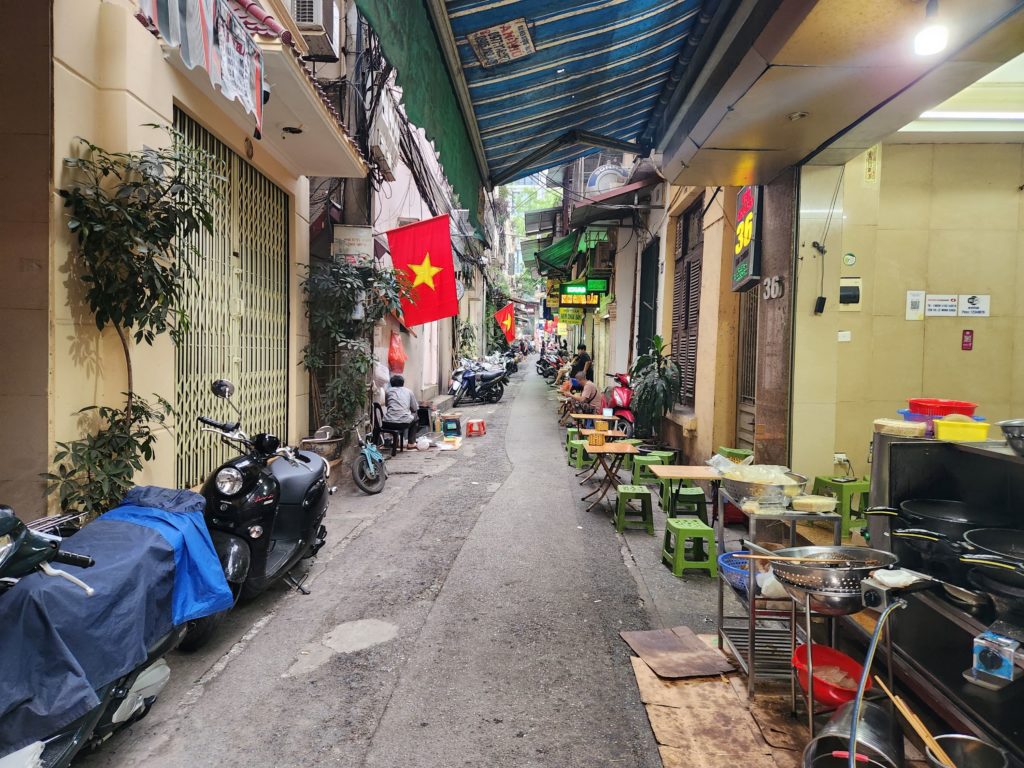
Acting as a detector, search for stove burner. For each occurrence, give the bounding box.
[969,570,1024,626]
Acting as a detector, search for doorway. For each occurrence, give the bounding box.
[736,289,759,451]
[637,237,659,356]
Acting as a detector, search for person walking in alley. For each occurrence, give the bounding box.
[382,374,419,449]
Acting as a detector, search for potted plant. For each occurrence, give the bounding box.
[629,335,680,440]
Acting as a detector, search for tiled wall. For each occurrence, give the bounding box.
[792,143,1024,481]
[0,0,50,518]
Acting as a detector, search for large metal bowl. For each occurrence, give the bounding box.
[721,472,808,504]
[771,546,899,616]
[998,419,1024,457]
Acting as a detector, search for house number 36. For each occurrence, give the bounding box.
[762,276,784,300]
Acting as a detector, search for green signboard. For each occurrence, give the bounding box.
[732,185,762,292]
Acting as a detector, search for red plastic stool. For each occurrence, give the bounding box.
[466,418,486,437]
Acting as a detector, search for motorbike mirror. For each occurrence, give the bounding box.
[211,379,236,399]
[0,505,23,537]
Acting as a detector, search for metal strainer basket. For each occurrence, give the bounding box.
[771,546,898,615]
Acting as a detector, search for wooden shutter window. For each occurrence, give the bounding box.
[672,198,703,408]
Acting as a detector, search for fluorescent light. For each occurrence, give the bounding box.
[914,23,948,55]
[919,111,1024,120]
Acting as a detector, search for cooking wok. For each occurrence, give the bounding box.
[959,528,1024,590]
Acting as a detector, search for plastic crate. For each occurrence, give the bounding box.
[934,419,991,442]
[899,409,986,437]
[907,398,977,417]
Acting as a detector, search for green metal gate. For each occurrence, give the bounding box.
[174,109,289,488]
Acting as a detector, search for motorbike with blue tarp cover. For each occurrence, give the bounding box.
[0,487,232,767]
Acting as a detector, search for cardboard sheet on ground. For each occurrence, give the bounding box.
[620,626,734,678]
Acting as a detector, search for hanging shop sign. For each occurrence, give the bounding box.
[332,225,374,266]
[546,279,561,301]
[586,276,610,294]
[560,278,609,297]
[559,308,584,325]
[732,185,762,292]
[559,293,601,307]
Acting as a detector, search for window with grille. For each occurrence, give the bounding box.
[671,198,704,407]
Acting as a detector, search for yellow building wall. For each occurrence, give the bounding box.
[792,143,1024,481]
[51,0,311,492]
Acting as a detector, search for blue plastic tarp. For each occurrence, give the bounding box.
[0,487,231,756]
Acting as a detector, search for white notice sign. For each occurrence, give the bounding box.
[958,294,991,317]
[906,290,925,321]
[925,294,958,317]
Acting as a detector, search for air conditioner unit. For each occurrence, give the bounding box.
[369,94,400,182]
[594,241,614,270]
[291,0,340,62]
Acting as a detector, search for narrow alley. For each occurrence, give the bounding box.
[78,369,679,768]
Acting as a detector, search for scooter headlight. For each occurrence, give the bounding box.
[215,467,245,495]
[0,534,13,567]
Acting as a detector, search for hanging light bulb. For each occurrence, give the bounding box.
[914,0,948,56]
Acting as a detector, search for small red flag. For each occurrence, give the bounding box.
[387,214,459,327]
[494,302,516,343]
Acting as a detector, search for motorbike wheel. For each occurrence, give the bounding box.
[485,383,505,403]
[535,364,546,375]
[453,387,466,407]
[352,456,386,495]
[615,419,635,438]
[178,610,227,652]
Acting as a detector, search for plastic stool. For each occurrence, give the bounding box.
[614,485,654,534]
[565,427,579,452]
[466,419,486,437]
[661,483,709,522]
[662,518,717,577]
[567,439,593,470]
[812,476,870,538]
[644,449,676,464]
[631,455,662,485]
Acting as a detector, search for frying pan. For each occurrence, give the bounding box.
[960,528,1024,590]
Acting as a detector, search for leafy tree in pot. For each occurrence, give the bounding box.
[47,128,221,516]
[629,334,681,438]
[301,258,410,431]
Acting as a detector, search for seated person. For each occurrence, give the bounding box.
[555,343,591,386]
[567,369,599,413]
[382,374,419,449]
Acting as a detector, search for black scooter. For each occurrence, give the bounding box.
[451,364,506,406]
[185,379,332,650]
[0,508,181,768]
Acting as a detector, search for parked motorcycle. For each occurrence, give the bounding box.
[450,360,506,406]
[189,379,331,647]
[536,353,563,380]
[601,372,635,437]
[502,349,519,375]
[351,419,387,495]
[0,508,180,768]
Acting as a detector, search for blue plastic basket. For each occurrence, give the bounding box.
[718,551,755,594]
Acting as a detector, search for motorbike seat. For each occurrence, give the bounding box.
[271,451,322,506]
[479,370,504,383]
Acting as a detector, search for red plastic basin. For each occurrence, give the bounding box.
[792,643,869,708]
[908,398,977,417]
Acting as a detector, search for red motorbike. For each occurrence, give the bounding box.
[600,372,634,437]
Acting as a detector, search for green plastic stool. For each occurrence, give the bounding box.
[717,446,753,462]
[567,439,593,470]
[659,477,692,510]
[662,517,717,577]
[621,438,643,471]
[645,449,676,465]
[662,484,709,522]
[631,455,662,485]
[812,476,871,538]
[565,427,579,453]
[614,485,654,534]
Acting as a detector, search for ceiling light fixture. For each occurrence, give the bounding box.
[914,0,948,56]
[787,111,809,121]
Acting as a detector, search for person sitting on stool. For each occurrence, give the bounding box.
[383,374,419,449]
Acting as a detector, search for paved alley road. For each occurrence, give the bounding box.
[79,366,661,768]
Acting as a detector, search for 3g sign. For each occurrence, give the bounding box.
[731,185,762,293]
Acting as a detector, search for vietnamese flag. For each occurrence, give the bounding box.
[387,214,459,327]
[494,302,516,343]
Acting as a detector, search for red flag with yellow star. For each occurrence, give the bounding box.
[386,214,459,327]
[494,302,516,343]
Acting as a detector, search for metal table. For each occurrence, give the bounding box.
[579,442,639,512]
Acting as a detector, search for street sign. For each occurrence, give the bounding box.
[559,308,584,325]
[332,224,374,266]
[732,185,761,292]
[559,293,600,307]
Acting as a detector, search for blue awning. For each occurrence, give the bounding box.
[440,0,721,183]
